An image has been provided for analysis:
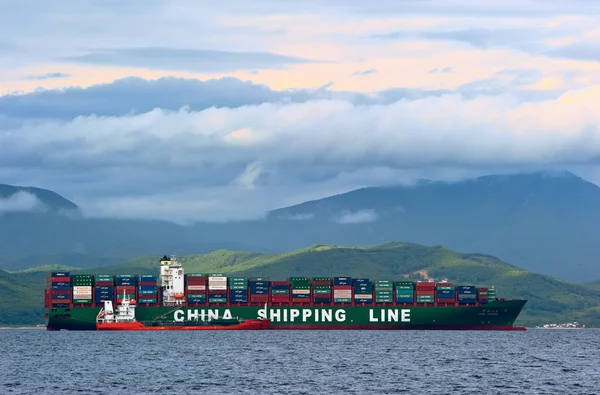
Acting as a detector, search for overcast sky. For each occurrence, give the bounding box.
[1,0,600,222]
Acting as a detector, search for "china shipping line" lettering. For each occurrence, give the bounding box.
[173,308,411,323]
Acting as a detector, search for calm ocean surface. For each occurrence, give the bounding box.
[1,329,599,394]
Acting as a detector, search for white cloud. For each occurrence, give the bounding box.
[0,191,45,213]
[336,209,378,224]
[1,84,600,222]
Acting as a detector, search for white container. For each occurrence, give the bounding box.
[208,277,227,282]
[208,285,227,291]
[186,285,206,291]
[291,289,310,295]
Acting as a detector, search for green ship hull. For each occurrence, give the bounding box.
[45,299,527,331]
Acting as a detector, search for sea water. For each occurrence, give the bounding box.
[1,329,599,394]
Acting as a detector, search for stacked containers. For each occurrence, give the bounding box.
[229,277,248,304]
[71,274,93,304]
[94,274,114,306]
[208,273,227,304]
[477,287,489,304]
[375,280,393,304]
[289,277,310,303]
[333,277,352,304]
[353,278,373,304]
[186,274,207,305]
[249,278,269,304]
[415,281,435,304]
[435,282,456,303]
[137,274,158,304]
[312,277,332,304]
[457,285,477,305]
[395,281,414,304]
[271,281,290,304]
[487,286,497,302]
[116,274,137,303]
[48,272,71,306]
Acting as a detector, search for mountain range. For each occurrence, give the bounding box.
[2,242,600,327]
[1,170,599,282]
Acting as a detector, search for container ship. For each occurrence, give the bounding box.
[44,255,527,331]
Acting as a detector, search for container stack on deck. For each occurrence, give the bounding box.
[186,274,207,305]
[137,274,158,305]
[457,286,476,305]
[72,274,93,305]
[395,281,414,304]
[229,277,248,304]
[46,272,502,309]
[47,272,71,307]
[290,277,310,304]
[116,274,136,303]
[270,280,290,304]
[312,277,332,304]
[436,282,455,304]
[333,277,352,304]
[375,280,393,304]
[94,274,114,307]
[353,278,372,304]
[416,281,435,304]
[249,278,269,304]
[208,274,227,304]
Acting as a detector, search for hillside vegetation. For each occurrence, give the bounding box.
[2,242,599,327]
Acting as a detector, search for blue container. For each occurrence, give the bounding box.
[333,277,351,285]
[354,285,372,291]
[271,285,289,290]
[208,293,227,298]
[138,285,157,291]
[230,297,248,302]
[51,285,71,290]
[313,298,331,304]
[139,275,157,280]
[52,281,70,287]
[352,278,369,283]
[395,298,413,303]
[248,281,269,287]
[457,286,476,294]
[437,290,453,296]
[51,272,70,277]
[292,293,310,299]
[250,289,268,295]
[116,279,135,286]
[52,294,69,300]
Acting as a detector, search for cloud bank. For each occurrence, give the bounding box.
[1,83,600,222]
[0,191,45,213]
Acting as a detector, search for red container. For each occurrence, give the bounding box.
[49,277,69,282]
[116,286,136,290]
[50,290,72,295]
[187,278,207,285]
[95,281,114,286]
[478,287,489,292]
[250,295,269,303]
[311,281,331,286]
[416,291,434,295]
[437,298,455,303]
[271,296,290,302]
[187,290,206,295]
[138,281,157,286]
[271,281,290,286]
[333,285,352,290]
[51,300,71,304]
[292,298,310,303]
[435,282,453,287]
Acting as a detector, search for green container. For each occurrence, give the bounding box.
[229,285,247,290]
[72,274,93,279]
[116,293,136,299]
[313,285,331,290]
[272,289,289,294]
[333,298,352,303]
[73,299,92,304]
[311,277,331,282]
[417,297,435,301]
[376,298,393,303]
[229,277,246,282]
[396,290,414,295]
[188,295,206,299]
[376,280,392,285]
[117,274,134,278]
[313,289,331,295]
[138,290,157,295]
[138,299,157,303]
[396,285,414,290]
[289,277,309,282]
[187,273,206,277]
[209,298,227,303]
[208,273,225,277]
[292,285,310,290]
[437,286,454,291]
[395,281,414,286]
[376,291,393,296]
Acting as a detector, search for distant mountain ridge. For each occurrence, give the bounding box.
[1,170,600,282]
[3,242,600,327]
[0,184,78,212]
